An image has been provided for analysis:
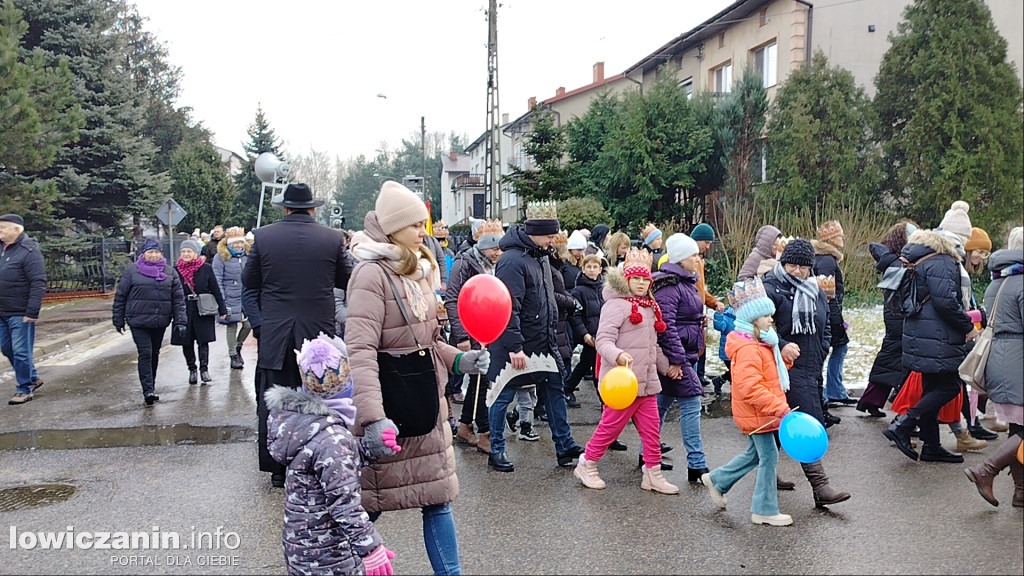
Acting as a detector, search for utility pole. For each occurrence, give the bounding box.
[421,116,427,217]
[484,0,501,219]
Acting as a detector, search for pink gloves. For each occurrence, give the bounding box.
[381,427,402,453]
[364,546,396,576]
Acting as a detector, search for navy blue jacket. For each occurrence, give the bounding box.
[112,261,187,330]
[0,233,46,318]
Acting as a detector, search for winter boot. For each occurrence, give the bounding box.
[801,461,851,508]
[883,415,919,461]
[963,437,1022,507]
[1011,458,1023,508]
[188,369,198,385]
[969,418,999,440]
[688,467,710,484]
[230,354,244,370]
[955,430,988,452]
[475,431,491,454]
[574,456,606,490]
[641,465,679,495]
[455,423,478,446]
[776,476,795,491]
[517,421,539,441]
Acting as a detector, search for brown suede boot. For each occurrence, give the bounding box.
[476,431,491,454]
[964,437,1021,507]
[801,461,851,508]
[455,423,478,446]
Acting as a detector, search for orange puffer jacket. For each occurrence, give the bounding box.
[725,331,792,434]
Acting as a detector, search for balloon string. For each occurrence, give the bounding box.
[748,406,799,436]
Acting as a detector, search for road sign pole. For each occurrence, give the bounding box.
[168,203,174,262]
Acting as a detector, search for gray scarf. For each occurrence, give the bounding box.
[773,262,819,334]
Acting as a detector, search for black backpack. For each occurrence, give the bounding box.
[878,252,938,316]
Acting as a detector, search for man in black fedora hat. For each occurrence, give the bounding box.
[243,183,352,487]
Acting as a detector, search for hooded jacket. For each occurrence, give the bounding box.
[0,233,46,318]
[213,239,249,324]
[569,272,604,343]
[866,242,909,390]
[738,225,782,281]
[811,239,848,348]
[586,225,611,259]
[725,332,792,434]
[486,225,563,385]
[900,230,974,374]
[345,213,460,513]
[652,262,704,398]
[594,267,669,397]
[265,386,382,576]
[982,249,1023,407]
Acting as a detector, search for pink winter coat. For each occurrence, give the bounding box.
[595,267,670,397]
[346,214,460,513]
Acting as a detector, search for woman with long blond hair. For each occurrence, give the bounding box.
[605,231,632,268]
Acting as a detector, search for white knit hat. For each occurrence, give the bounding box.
[567,230,587,250]
[666,233,699,264]
[375,181,428,236]
[938,201,972,240]
[1008,227,1023,251]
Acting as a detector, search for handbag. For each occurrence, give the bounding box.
[197,293,219,317]
[958,279,1008,392]
[376,264,439,438]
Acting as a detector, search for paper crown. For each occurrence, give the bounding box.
[728,277,768,311]
[817,220,844,241]
[816,275,836,293]
[553,231,568,247]
[526,200,557,221]
[622,247,654,278]
[473,218,503,241]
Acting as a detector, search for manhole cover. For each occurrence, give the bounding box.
[0,484,76,512]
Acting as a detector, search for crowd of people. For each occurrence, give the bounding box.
[3,178,1020,573]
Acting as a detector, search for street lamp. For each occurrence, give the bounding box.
[253,152,290,229]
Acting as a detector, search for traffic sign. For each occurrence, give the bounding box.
[155,198,187,227]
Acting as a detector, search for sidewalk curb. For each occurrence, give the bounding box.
[33,321,113,360]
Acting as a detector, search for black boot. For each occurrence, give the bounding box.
[488,451,514,472]
[968,419,999,440]
[688,467,710,484]
[920,444,964,463]
[188,369,198,385]
[855,400,886,418]
[271,472,285,488]
[883,416,919,461]
[608,440,628,451]
[637,453,673,471]
[557,445,585,467]
[200,370,212,383]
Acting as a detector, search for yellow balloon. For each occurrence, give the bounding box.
[600,366,639,410]
[1018,440,1023,465]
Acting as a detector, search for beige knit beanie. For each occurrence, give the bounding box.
[937,200,972,240]
[375,181,429,236]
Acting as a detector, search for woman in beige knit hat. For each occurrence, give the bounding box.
[346,181,490,575]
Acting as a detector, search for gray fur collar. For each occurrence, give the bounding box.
[264,385,332,416]
[908,229,963,261]
[811,239,844,263]
[604,265,631,297]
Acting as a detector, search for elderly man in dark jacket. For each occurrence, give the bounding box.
[486,203,584,472]
[764,239,850,508]
[242,183,352,487]
[0,214,47,405]
[884,229,979,464]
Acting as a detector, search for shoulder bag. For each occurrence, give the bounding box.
[376,264,440,438]
[958,279,1008,393]
[197,293,219,316]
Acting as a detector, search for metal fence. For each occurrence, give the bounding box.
[43,238,133,296]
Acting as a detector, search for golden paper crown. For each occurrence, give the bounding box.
[727,277,769,310]
[817,220,844,241]
[473,219,504,241]
[623,247,653,271]
[553,231,568,247]
[526,200,558,221]
[816,275,836,293]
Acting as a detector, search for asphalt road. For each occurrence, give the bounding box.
[1,332,1022,575]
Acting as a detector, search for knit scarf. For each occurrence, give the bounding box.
[136,255,167,282]
[350,232,440,322]
[324,398,357,427]
[772,262,819,334]
[471,246,496,275]
[176,256,205,291]
[625,296,667,333]
[733,319,790,392]
[992,263,1023,280]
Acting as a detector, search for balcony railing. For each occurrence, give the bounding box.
[452,173,485,191]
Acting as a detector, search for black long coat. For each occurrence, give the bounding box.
[176,262,227,344]
[486,225,563,386]
[242,213,352,371]
[549,256,577,370]
[763,268,831,424]
[866,243,909,390]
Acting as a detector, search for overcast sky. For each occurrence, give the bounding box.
[132,0,733,162]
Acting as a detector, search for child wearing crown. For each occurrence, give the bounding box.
[574,248,680,494]
[265,333,397,575]
[700,279,794,527]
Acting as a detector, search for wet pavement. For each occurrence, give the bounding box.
[0,307,1021,575]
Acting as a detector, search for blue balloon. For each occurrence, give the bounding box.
[778,411,828,463]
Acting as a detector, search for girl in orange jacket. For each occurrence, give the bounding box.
[701,278,795,527]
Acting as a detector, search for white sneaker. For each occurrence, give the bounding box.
[751,513,793,526]
[701,473,727,508]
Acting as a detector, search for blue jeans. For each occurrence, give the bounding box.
[0,316,37,394]
[369,503,460,575]
[708,432,780,516]
[657,394,708,469]
[489,373,577,456]
[824,343,849,402]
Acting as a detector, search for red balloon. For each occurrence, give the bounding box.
[456,275,512,345]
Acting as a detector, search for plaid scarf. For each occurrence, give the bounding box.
[772,262,819,334]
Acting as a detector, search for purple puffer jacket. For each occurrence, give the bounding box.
[266,386,382,576]
[652,263,704,398]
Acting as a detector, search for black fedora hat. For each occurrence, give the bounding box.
[273,183,324,209]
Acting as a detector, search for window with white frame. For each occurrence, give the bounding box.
[753,42,777,88]
[679,77,694,100]
[712,63,732,94]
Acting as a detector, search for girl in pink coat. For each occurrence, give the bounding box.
[574,248,680,494]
